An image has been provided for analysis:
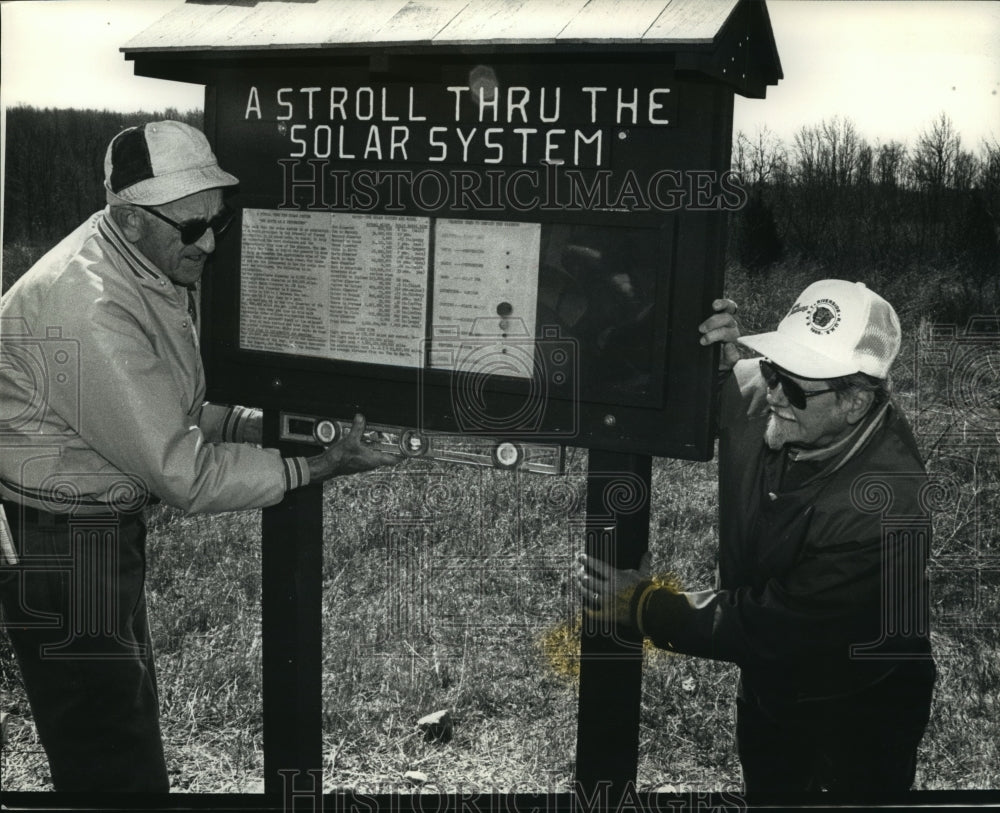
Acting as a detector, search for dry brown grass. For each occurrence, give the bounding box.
[2,263,997,794]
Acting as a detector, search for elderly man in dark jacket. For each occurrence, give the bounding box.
[579,279,935,794]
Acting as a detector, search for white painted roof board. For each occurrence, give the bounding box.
[368,1,470,44]
[122,0,742,52]
[554,0,679,43]
[645,0,742,43]
[432,0,592,44]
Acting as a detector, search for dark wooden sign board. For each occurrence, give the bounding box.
[118,0,781,804]
[200,60,738,460]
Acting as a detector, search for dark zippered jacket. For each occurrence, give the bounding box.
[639,359,934,704]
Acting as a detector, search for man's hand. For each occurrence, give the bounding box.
[698,298,741,371]
[306,413,400,483]
[576,551,652,626]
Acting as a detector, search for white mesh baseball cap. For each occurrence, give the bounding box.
[103,120,238,205]
[738,280,901,379]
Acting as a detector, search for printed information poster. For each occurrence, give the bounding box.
[240,209,429,367]
[429,219,542,379]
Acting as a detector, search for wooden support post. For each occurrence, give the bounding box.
[575,449,652,797]
[261,410,324,795]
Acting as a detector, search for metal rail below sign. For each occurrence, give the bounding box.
[279,411,565,474]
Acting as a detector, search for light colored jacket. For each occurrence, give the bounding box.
[0,209,308,515]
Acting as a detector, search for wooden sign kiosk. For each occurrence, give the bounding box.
[124,0,780,802]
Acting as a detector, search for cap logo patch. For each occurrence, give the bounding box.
[807,298,841,334]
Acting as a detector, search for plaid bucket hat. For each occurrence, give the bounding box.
[104,120,238,205]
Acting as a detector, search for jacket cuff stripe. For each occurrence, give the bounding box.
[221,406,260,443]
[282,457,310,492]
[221,408,238,442]
[231,406,250,442]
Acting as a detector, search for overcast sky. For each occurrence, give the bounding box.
[1,0,998,150]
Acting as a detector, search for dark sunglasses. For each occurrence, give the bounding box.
[759,359,837,409]
[139,205,235,245]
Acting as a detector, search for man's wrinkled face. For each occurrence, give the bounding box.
[763,368,855,450]
[133,188,224,286]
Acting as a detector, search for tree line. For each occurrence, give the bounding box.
[3,105,997,319]
[733,113,999,319]
[3,105,203,246]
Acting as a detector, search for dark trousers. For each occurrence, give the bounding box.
[736,661,935,794]
[0,507,168,792]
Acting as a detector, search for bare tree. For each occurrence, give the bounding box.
[857,142,874,188]
[820,116,860,187]
[952,149,978,192]
[792,123,823,188]
[733,125,788,190]
[912,112,962,190]
[876,141,908,189]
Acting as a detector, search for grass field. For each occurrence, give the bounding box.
[1,259,998,795]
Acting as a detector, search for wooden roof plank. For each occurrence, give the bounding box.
[207,2,311,49]
[644,0,740,43]
[124,2,247,51]
[214,1,412,49]
[555,0,670,42]
[369,0,472,43]
[124,0,758,52]
[304,0,413,45]
[127,0,456,52]
[187,2,306,49]
[433,0,592,43]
